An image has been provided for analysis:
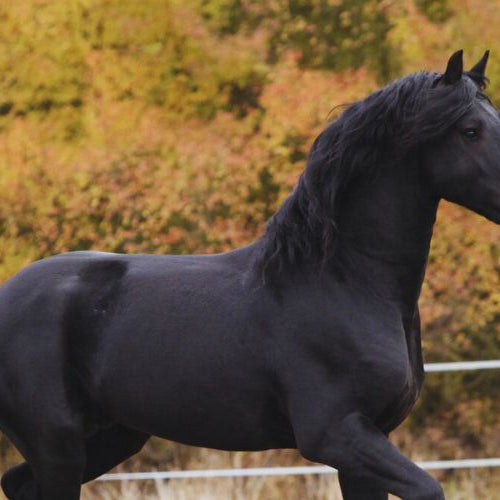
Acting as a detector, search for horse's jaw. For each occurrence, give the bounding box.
[443,180,500,225]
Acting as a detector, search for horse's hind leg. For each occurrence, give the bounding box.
[1,425,149,498]
[0,273,98,498]
[31,431,85,499]
[338,471,387,500]
[0,348,85,497]
[1,463,36,499]
[0,360,86,500]
[0,421,85,500]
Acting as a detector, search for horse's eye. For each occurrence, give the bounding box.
[462,128,479,139]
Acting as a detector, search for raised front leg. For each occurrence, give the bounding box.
[298,413,444,500]
[339,471,388,500]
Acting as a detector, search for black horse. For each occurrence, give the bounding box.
[0,50,499,500]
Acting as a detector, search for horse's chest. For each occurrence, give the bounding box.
[351,313,424,433]
[376,314,425,432]
[375,381,420,433]
[344,332,423,434]
[373,366,422,433]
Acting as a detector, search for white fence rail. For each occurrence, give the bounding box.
[423,359,500,372]
[98,359,500,482]
[98,458,500,481]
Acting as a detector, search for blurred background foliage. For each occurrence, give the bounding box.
[0,0,499,495]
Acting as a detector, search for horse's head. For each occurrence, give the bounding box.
[424,50,500,224]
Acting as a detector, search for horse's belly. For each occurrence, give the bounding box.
[95,337,295,451]
[146,406,295,451]
[103,380,295,451]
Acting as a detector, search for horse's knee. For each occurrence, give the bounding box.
[295,413,365,466]
[410,480,444,500]
[294,411,444,500]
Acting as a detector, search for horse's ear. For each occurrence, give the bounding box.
[443,50,463,84]
[468,50,490,81]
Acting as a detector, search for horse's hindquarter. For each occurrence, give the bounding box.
[83,252,294,450]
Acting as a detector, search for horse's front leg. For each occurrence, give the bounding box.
[338,471,388,500]
[296,412,443,500]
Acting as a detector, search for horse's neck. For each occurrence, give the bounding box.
[335,160,438,316]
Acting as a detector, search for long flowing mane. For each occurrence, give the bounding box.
[256,70,486,284]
